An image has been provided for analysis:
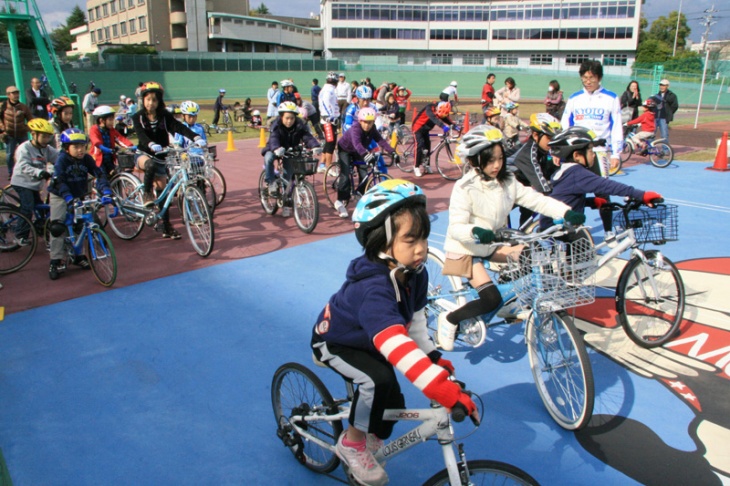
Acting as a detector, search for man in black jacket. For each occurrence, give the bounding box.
[654,79,678,143]
[26,77,50,119]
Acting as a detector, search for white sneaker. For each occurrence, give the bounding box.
[281,207,292,217]
[414,166,423,177]
[334,200,348,218]
[437,312,458,352]
[317,163,327,173]
[367,434,386,466]
[336,433,389,486]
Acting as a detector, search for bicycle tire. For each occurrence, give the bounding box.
[0,206,38,275]
[649,142,673,168]
[86,227,117,287]
[525,311,594,430]
[363,172,392,193]
[293,180,319,234]
[178,178,216,216]
[616,250,685,348]
[618,142,633,165]
[396,132,416,173]
[0,184,20,207]
[423,459,539,486]
[201,123,212,136]
[258,170,279,215]
[434,143,463,181]
[209,167,227,206]
[108,173,144,240]
[322,164,343,209]
[271,363,343,474]
[182,185,214,257]
[425,248,486,349]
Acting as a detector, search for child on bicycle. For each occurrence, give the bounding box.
[437,125,585,351]
[250,110,263,128]
[173,101,208,148]
[482,106,503,130]
[380,92,400,130]
[501,102,527,145]
[542,126,662,233]
[312,179,479,486]
[262,101,320,214]
[47,128,113,280]
[343,85,375,132]
[334,107,398,219]
[89,105,135,177]
[131,81,204,239]
[412,101,454,177]
[625,98,657,155]
[10,119,58,245]
[49,97,76,148]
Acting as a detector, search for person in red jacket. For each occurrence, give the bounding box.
[480,73,496,109]
[411,101,454,177]
[626,98,657,155]
[89,105,135,177]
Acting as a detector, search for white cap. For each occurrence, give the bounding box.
[450,81,458,87]
[659,79,670,86]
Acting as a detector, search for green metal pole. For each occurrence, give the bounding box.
[5,21,26,103]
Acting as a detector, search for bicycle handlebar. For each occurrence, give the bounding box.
[602,196,664,212]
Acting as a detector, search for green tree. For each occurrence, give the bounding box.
[50,6,87,53]
[635,38,672,64]
[647,11,691,51]
[664,50,703,73]
[252,3,271,15]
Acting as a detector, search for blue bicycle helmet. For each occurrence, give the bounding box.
[354,85,373,100]
[60,128,89,145]
[353,179,426,247]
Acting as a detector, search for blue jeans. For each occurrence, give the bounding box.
[656,118,669,142]
[6,136,27,176]
[12,185,40,239]
[264,151,292,186]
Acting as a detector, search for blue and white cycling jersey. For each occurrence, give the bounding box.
[173,122,207,152]
[561,86,624,156]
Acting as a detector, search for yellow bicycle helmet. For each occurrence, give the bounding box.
[529,113,562,138]
[27,118,54,135]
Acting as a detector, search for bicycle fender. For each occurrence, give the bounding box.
[614,249,660,315]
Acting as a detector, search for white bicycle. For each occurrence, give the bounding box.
[272,362,539,485]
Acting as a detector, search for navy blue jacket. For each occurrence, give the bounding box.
[261,117,319,155]
[50,152,110,200]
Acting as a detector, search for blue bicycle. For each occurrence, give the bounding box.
[425,225,597,430]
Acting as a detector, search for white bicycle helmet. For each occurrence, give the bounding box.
[278,101,298,114]
[450,81,458,87]
[280,80,293,88]
[355,85,373,100]
[92,105,116,119]
[252,110,261,116]
[180,101,200,116]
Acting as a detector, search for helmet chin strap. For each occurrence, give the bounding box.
[378,251,424,303]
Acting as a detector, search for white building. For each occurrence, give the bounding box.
[320,0,642,72]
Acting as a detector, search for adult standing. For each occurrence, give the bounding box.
[311,78,321,116]
[82,87,101,131]
[26,77,50,119]
[654,79,678,142]
[543,80,565,119]
[212,88,227,126]
[561,60,623,236]
[266,81,280,125]
[481,73,496,109]
[494,77,520,110]
[0,85,33,176]
[620,80,642,122]
[318,71,340,172]
[134,82,144,107]
[335,73,351,121]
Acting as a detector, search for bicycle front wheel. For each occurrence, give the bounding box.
[85,227,117,287]
[526,311,594,430]
[258,170,279,215]
[108,173,144,240]
[423,459,539,486]
[395,128,415,173]
[209,167,227,206]
[182,185,215,257]
[363,172,392,193]
[322,164,343,208]
[618,142,633,165]
[178,177,216,216]
[616,251,685,348]
[435,143,463,181]
[292,180,319,234]
[271,363,343,474]
[649,142,673,168]
[0,206,37,275]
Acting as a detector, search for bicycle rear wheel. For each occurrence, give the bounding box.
[182,185,214,257]
[293,180,319,234]
[108,173,144,240]
[363,172,392,193]
[618,142,633,165]
[0,206,37,275]
[616,251,685,348]
[423,459,539,486]
[271,363,343,474]
[649,142,673,168]
[0,184,20,207]
[85,227,117,287]
[323,164,343,208]
[435,143,463,181]
[208,167,227,206]
[258,170,279,215]
[395,128,415,173]
[525,311,594,430]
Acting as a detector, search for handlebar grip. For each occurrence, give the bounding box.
[451,402,467,423]
[651,197,664,205]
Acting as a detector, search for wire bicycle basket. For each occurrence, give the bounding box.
[613,204,678,245]
[288,154,318,176]
[508,237,597,313]
[167,149,213,178]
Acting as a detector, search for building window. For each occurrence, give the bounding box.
[102,4,108,17]
[128,0,134,7]
[463,53,485,65]
[112,24,118,37]
[90,31,96,43]
[111,1,116,14]
[431,53,453,65]
[496,54,518,66]
[95,6,101,18]
[119,0,125,11]
[129,18,136,33]
[530,54,553,66]
[138,0,145,4]
[104,26,110,39]
[604,54,628,66]
[566,54,591,65]
[139,16,147,31]
[97,28,103,41]
[120,21,127,35]
[88,9,94,21]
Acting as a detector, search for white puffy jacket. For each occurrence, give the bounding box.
[443,170,570,257]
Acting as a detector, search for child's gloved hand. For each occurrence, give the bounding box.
[563,210,586,226]
[642,191,663,207]
[452,392,480,425]
[39,170,52,180]
[472,227,495,244]
[590,197,608,209]
[436,357,455,375]
[274,147,286,157]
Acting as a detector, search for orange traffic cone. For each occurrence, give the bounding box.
[406,98,411,112]
[462,112,470,134]
[225,128,236,152]
[707,131,729,172]
[258,128,267,149]
[412,107,417,123]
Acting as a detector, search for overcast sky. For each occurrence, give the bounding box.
[36,0,726,43]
